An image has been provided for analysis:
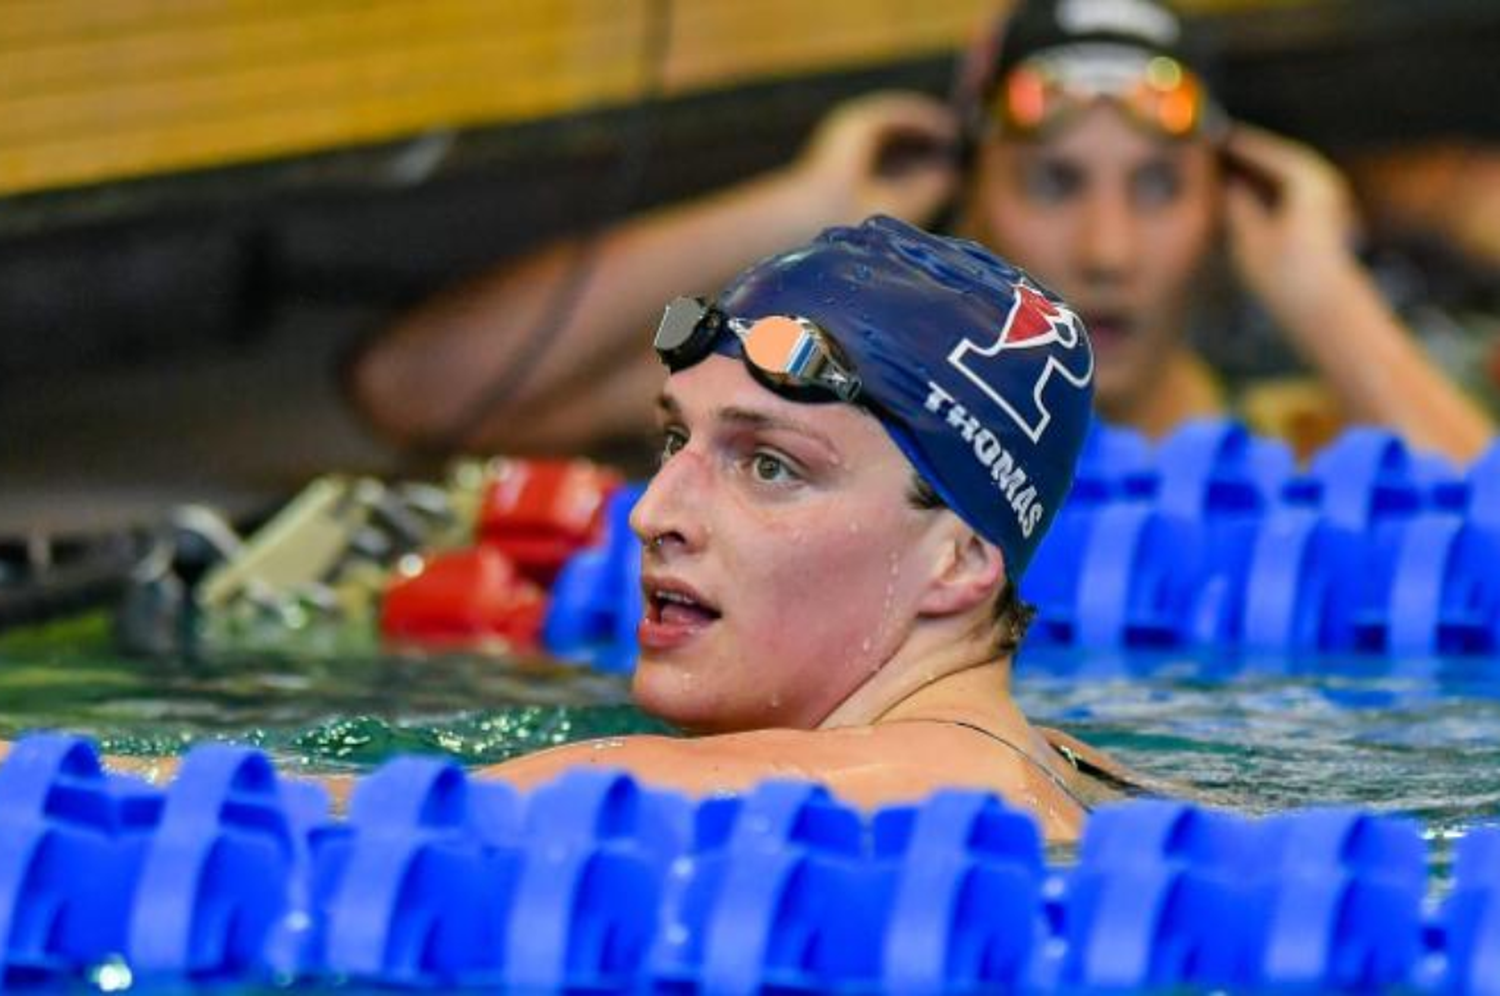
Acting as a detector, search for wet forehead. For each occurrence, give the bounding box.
[658,357,895,462]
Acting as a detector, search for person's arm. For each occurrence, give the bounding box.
[349,91,961,456]
[1222,124,1495,464]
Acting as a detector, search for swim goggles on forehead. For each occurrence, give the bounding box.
[653,296,863,404]
[990,48,1223,140]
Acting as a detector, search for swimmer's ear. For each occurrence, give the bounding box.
[917,528,1006,617]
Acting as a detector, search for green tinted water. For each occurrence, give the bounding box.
[0,614,670,772]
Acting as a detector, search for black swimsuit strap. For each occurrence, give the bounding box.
[909,718,1094,813]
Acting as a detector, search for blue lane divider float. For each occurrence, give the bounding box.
[1443,826,1500,996]
[543,482,646,673]
[870,789,1045,994]
[1388,443,1500,658]
[540,420,1500,669]
[126,744,326,981]
[1057,421,1290,650]
[0,734,159,984]
[1244,428,1429,655]
[1035,421,1500,658]
[307,756,516,987]
[503,768,689,992]
[10,731,1500,993]
[1058,801,1429,991]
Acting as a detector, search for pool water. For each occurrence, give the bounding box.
[4,615,1497,887]
[0,614,669,769]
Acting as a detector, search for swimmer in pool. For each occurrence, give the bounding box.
[350,0,1493,463]
[0,218,1133,838]
[472,215,1139,840]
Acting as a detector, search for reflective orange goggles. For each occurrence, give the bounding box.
[654,296,862,404]
[991,49,1222,140]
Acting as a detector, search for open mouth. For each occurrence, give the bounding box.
[1082,312,1133,352]
[645,582,722,627]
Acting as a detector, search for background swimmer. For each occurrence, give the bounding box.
[350,0,1494,464]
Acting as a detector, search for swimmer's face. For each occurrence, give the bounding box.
[628,355,952,734]
[959,104,1220,421]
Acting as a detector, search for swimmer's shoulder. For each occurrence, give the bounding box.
[798,722,1085,838]
[478,731,788,796]
[478,725,1084,838]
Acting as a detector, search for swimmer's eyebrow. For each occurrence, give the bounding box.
[715,406,843,461]
[655,392,839,454]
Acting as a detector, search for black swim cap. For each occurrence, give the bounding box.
[954,0,1221,140]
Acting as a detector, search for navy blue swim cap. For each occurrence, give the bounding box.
[711,215,1095,579]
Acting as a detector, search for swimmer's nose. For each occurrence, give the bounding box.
[1076,187,1138,283]
[630,446,708,556]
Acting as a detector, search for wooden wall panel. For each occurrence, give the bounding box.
[0,0,1280,197]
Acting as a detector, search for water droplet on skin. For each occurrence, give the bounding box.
[591,738,626,751]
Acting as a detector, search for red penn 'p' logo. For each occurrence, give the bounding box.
[948,281,1094,443]
[1002,284,1082,350]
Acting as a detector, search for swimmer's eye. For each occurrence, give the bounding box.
[1020,160,1083,205]
[1133,160,1184,208]
[659,427,688,464]
[749,450,799,485]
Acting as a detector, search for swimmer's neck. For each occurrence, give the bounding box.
[817,643,1016,731]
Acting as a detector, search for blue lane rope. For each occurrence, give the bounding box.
[3,732,1499,993]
